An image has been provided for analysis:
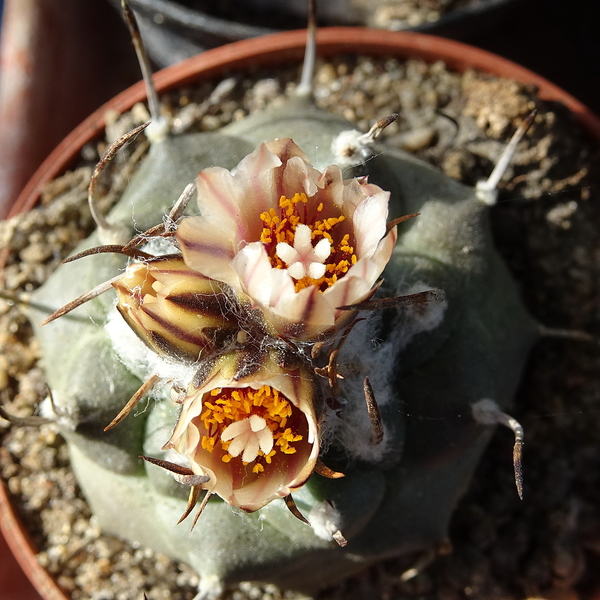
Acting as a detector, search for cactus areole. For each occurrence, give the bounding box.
[27,21,539,598]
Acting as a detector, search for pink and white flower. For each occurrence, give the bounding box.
[176,138,397,340]
[165,352,319,512]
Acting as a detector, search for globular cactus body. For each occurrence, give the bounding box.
[28,29,539,597]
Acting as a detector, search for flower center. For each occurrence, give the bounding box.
[260,193,357,292]
[200,385,304,474]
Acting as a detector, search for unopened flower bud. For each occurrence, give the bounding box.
[113,256,239,362]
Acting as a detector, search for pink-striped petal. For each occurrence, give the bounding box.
[165,352,319,512]
[175,137,399,340]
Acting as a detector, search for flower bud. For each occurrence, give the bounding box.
[113,256,239,362]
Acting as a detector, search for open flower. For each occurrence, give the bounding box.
[113,256,239,362]
[176,138,397,340]
[165,350,319,512]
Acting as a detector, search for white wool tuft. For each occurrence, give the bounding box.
[139,236,179,256]
[471,398,502,425]
[400,281,448,338]
[144,117,170,144]
[329,281,447,462]
[105,307,196,392]
[330,129,375,168]
[326,318,397,462]
[308,500,343,543]
[39,394,78,431]
[193,574,224,600]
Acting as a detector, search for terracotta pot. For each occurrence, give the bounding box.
[0,520,43,600]
[2,27,599,600]
[0,487,58,600]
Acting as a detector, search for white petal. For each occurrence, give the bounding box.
[317,165,345,209]
[186,423,201,455]
[236,141,303,235]
[308,262,326,280]
[276,242,300,265]
[233,142,282,179]
[265,265,298,307]
[282,154,319,198]
[322,258,379,316]
[313,237,331,261]
[177,217,240,288]
[287,262,307,280]
[293,224,313,254]
[351,190,390,258]
[242,436,260,463]
[231,243,276,306]
[270,285,336,338]
[195,167,240,222]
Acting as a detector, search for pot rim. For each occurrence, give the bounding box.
[0,480,65,600]
[2,26,600,600]
[9,27,600,219]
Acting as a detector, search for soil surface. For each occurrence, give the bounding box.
[1,55,599,600]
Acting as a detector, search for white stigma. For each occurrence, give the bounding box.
[221,414,274,463]
[275,223,331,281]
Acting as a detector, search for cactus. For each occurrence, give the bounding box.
[24,3,542,598]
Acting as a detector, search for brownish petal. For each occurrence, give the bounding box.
[113,256,239,362]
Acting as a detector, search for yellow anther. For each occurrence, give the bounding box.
[260,192,357,293]
[202,436,216,452]
[199,384,304,470]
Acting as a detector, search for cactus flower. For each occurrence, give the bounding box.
[166,351,320,511]
[176,138,397,340]
[113,256,239,362]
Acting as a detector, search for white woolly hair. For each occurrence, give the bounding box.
[193,574,224,600]
[323,281,447,463]
[330,129,375,169]
[39,393,78,431]
[307,500,343,543]
[139,236,180,256]
[394,280,448,346]
[105,306,197,396]
[326,317,397,463]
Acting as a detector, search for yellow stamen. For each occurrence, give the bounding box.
[259,192,357,292]
[200,386,303,471]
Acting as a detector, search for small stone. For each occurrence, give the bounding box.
[398,127,436,152]
[19,242,53,263]
[316,63,337,85]
[546,201,578,228]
